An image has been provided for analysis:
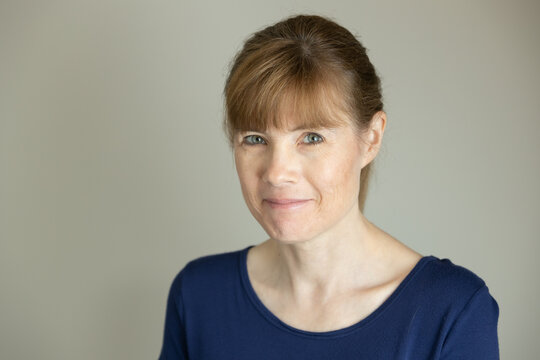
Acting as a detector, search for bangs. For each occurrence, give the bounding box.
[225,42,355,138]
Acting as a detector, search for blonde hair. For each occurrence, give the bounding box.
[224,15,383,212]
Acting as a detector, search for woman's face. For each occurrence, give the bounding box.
[233,113,371,243]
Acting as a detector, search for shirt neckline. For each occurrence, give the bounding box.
[238,244,436,339]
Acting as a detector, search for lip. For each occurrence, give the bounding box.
[264,198,311,210]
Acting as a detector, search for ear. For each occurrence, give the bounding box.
[361,111,386,167]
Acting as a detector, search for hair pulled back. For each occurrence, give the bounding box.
[224,15,383,212]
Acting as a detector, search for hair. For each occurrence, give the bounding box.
[223,15,383,212]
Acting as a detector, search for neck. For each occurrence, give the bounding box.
[267,207,383,306]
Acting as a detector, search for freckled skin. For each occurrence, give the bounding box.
[233,122,368,243]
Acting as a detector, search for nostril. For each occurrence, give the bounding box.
[263,161,298,187]
[261,144,300,186]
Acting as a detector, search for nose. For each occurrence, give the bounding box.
[262,144,299,187]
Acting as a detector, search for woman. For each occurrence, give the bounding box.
[159,15,499,359]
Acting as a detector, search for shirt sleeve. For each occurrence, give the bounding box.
[159,269,189,360]
[441,284,500,359]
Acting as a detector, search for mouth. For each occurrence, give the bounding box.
[263,198,311,210]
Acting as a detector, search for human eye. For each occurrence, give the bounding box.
[243,134,266,146]
[302,132,324,145]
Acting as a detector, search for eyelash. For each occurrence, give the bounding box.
[242,133,324,146]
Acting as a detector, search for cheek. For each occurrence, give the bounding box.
[235,152,253,183]
[235,154,263,208]
[315,152,361,204]
[236,165,254,197]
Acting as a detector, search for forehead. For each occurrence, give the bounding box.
[275,104,346,132]
[237,82,354,134]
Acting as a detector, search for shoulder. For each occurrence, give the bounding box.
[168,246,248,297]
[405,255,499,330]
[410,255,497,314]
[418,256,486,293]
[417,257,500,357]
[389,256,500,358]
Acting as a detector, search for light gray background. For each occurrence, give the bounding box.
[1,0,539,359]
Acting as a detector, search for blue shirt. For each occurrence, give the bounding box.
[159,245,499,359]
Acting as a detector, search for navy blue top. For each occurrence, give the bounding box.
[159,245,499,359]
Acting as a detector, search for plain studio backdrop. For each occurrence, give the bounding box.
[1,0,539,359]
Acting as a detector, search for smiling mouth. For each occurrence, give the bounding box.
[264,199,311,210]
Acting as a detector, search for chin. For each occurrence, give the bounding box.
[265,225,321,244]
